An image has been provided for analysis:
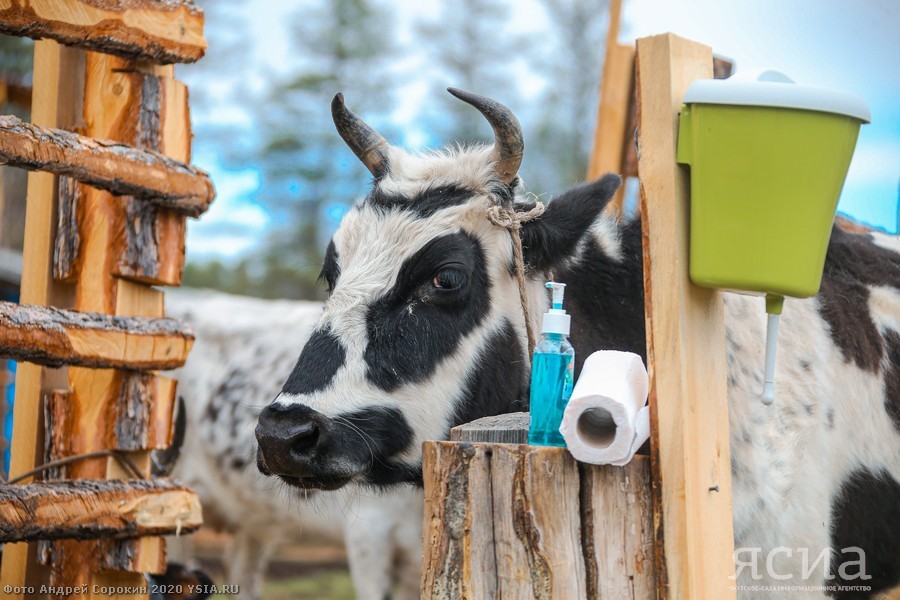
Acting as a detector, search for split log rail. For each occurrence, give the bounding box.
[0,2,212,599]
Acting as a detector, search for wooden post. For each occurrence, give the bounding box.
[587,0,635,214]
[0,39,82,598]
[635,33,736,599]
[422,413,656,599]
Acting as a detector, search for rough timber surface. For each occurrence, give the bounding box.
[0,300,193,369]
[422,437,655,599]
[0,0,206,64]
[0,479,202,543]
[450,411,529,443]
[0,114,214,217]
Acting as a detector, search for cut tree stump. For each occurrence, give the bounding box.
[0,300,193,370]
[0,0,206,64]
[0,479,202,543]
[423,414,656,600]
[0,115,215,217]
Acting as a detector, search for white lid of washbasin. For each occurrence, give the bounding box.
[682,69,871,123]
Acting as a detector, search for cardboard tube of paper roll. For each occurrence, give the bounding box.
[559,351,650,465]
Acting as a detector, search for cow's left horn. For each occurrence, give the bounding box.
[332,93,390,177]
[447,88,523,184]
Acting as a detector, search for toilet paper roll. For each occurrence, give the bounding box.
[559,350,650,466]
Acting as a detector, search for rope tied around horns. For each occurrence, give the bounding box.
[486,201,545,358]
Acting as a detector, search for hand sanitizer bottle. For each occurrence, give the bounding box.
[528,282,575,446]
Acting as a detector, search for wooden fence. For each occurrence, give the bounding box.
[0,2,212,598]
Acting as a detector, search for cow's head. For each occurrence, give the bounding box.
[256,89,621,490]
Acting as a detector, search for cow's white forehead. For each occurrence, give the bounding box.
[328,144,517,304]
[376,144,506,198]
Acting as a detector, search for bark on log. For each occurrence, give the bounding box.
[0,479,202,543]
[53,175,79,281]
[0,300,193,370]
[44,379,175,477]
[0,114,214,217]
[0,0,206,64]
[422,432,655,599]
[113,71,190,284]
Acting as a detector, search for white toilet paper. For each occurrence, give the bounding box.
[559,350,650,466]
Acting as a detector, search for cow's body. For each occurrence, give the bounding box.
[557,222,900,596]
[165,290,421,600]
[249,90,900,599]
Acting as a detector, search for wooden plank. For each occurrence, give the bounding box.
[584,458,656,600]
[0,114,214,217]
[0,300,193,369]
[0,479,201,543]
[450,411,529,444]
[0,39,83,599]
[0,0,206,64]
[421,438,655,599]
[114,73,190,285]
[635,33,735,599]
[62,55,193,597]
[587,0,634,214]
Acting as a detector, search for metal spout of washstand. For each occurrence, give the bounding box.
[762,294,784,405]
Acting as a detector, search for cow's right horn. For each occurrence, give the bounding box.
[447,88,524,185]
[332,93,390,177]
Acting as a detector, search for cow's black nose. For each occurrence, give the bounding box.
[255,402,329,477]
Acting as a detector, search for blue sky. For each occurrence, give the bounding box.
[181,0,898,262]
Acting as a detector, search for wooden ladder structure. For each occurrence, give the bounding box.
[0,2,213,598]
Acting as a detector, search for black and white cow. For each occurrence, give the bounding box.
[255,89,900,598]
[165,290,422,600]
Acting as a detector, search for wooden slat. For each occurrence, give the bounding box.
[0,0,206,64]
[635,33,736,599]
[587,0,634,214]
[0,115,214,217]
[0,300,193,370]
[0,40,83,599]
[450,411,529,444]
[0,479,201,543]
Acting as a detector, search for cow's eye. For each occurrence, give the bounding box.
[432,268,465,291]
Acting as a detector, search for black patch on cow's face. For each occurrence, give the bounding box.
[281,327,347,395]
[829,467,900,597]
[520,174,621,271]
[367,184,475,219]
[319,240,340,292]
[450,318,528,430]
[555,216,647,375]
[884,329,900,434]
[364,232,490,391]
[818,227,900,372]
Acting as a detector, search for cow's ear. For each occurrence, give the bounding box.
[520,174,621,271]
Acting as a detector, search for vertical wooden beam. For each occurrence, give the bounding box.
[587,0,635,214]
[0,40,82,600]
[635,34,735,599]
[52,55,185,599]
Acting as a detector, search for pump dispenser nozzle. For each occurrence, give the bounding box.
[547,282,566,309]
[542,282,571,336]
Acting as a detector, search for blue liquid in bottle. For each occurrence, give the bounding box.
[528,333,575,446]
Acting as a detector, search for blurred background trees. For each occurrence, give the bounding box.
[181,0,610,300]
[0,0,612,301]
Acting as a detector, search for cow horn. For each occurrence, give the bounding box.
[332,93,390,177]
[447,88,523,184]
